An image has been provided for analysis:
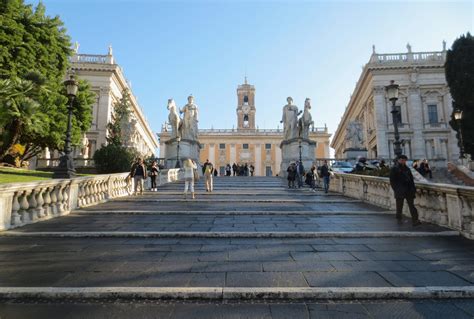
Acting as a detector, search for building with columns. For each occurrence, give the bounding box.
[331,43,460,166]
[158,79,331,176]
[37,47,158,168]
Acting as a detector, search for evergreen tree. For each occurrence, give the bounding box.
[107,89,132,146]
[0,0,94,163]
[446,33,474,156]
[93,89,137,173]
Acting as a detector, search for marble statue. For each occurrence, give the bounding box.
[280,97,301,140]
[345,120,365,149]
[80,134,89,157]
[180,95,199,141]
[298,98,314,139]
[167,99,181,139]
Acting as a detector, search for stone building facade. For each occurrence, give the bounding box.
[37,47,158,168]
[158,79,331,176]
[331,43,460,166]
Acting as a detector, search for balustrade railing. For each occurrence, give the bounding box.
[330,173,474,239]
[70,54,113,64]
[0,169,187,231]
[370,51,445,65]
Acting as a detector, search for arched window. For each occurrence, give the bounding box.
[243,95,249,104]
[243,114,249,127]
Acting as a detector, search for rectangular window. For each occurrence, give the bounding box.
[428,104,438,124]
[219,143,226,149]
[200,143,205,149]
[243,143,249,149]
[265,143,272,150]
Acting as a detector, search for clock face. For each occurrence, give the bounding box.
[242,105,250,114]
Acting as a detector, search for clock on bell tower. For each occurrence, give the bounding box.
[237,77,256,130]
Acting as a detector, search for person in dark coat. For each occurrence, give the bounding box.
[150,161,159,192]
[320,160,331,193]
[130,158,147,195]
[389,155,421,226]
[287,162,297,188]
[232,163,237,176]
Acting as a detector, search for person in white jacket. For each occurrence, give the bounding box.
[183,158,197,199]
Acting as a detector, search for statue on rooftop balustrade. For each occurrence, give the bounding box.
[180,95,199,141]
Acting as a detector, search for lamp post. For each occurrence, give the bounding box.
[175,137,181,168]
[385,80,402,158]
[298,138,302,163]
[453,106,465,159]
[53,75,78,179]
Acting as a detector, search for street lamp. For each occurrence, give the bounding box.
[298,138,302,163]
[453,105,465,159]
[53,75,78,179]
[385,80,403,158]
[175,137,181,168]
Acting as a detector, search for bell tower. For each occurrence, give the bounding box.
[236,77,256,130]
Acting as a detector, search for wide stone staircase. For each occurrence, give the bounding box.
[1,176,474,318]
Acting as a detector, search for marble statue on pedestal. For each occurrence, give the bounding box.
[180,95,199,141]
[280,97,301,140]
[298,98,314,139]
[167,99,181,139]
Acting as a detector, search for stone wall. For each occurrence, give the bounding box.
[0,169,183,231]
[329,173,474,239]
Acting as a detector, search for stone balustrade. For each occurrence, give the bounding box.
[369,51,445,65]
[158,168,183,185]
[0,170,188,231]
[330,173,474,239]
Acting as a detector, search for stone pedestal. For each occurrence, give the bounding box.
[343,148,368,160]
[279,138,316,177]
[165,138,201,168]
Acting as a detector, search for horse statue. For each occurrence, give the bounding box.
[298,98,314,139]
[167,99,181,139]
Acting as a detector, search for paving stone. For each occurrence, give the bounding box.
[351,252,421,261]
[263,261,334,272]
[270,304,310,319]
[304,271,391,287]
[363,300,474,319]
[378,271,473,287]
[192,261,262,272]
[171,303,272,319]
[449,271,474,284]
[307,303,371,318]
[226,271,308,287]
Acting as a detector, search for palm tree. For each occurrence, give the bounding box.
[0,73,47,160]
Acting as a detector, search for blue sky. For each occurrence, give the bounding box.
[28,0,473,142]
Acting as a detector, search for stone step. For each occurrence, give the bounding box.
[1,299,473,318]
[75,210,394,215]
[3,231,459,238]
[0,286,473,301]
[9,211,449,233]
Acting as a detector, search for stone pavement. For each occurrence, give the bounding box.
[1,176,474,318]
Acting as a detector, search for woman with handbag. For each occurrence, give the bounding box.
[183,158,197,199]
